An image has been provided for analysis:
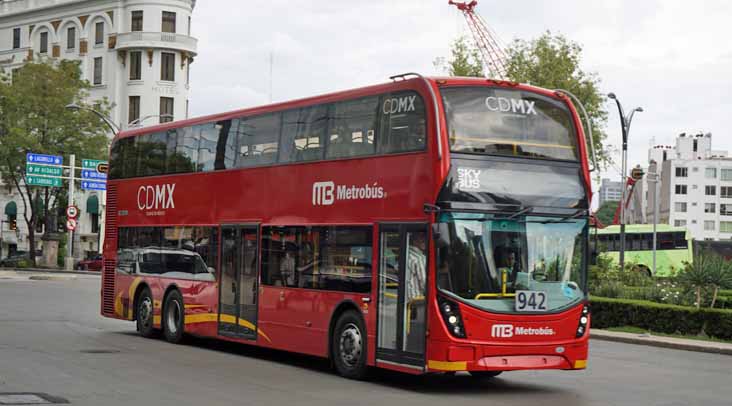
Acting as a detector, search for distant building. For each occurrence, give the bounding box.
[598,178,623,206]
[0,0,197,259]
[628,132,732,241]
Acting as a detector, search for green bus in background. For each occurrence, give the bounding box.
[593,224,692,276]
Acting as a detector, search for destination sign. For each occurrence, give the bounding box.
[27,153,62,166]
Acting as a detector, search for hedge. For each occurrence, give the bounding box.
[590,297,732,340]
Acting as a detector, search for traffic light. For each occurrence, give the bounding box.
[9,219,17,231]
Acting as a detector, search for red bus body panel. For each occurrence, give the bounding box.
[102,76,592,375]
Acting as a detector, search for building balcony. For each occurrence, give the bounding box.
[115,32,197,56]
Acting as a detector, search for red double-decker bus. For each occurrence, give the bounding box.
[102,74,593,379]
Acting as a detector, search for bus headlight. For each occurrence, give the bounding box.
[576,304,590,338]
[438,297,466,338]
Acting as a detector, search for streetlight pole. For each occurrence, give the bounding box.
[65,103,119,268]
[647,165,660,275]
[608,93,643,271]
[128,114,174,128]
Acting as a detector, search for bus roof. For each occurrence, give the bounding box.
[594,224,687,234]
[114,75,572,142]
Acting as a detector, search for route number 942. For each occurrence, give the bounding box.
[515,290,548,312]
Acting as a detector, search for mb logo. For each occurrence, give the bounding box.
[491,324,514,338]
[312,181,335,206]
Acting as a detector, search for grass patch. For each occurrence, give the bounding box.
[605,326,732,344]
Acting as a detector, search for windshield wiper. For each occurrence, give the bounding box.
[506,206,533,220]
[528,209,588,224]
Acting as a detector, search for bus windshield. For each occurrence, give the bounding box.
[442,87,578,161]
[436,212,586,313]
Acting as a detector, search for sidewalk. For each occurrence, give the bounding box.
[592,329,732,356]
[0,267,100,276]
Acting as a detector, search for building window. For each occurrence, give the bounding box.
[705,203,716,213]
[188,16,191,35]
[722,204,732,215]
[693,139,698,152]
[162,11,177,33]
[704,221,716,231]
[131,11,143,31]
[39,32,48,53]
[705,185,717,196]
[674,220,687,227]
[12,28,21,49]
[675,184,687,195]
[675,167,688,177]
[721,222,732,233]
[160,97,174,123]
[722,169,732,181]
[706,167,717,178]
[692,167,699,172]
[161,52,175,81]
[93,57,103,85]
[722,186,732,198]
[66,27,76,49]
[95,22,104,45]
[129,51,142,80]
[674,202,687,213]
[128,96,140,124]
[91,214,99,234]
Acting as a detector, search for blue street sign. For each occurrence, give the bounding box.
[81,170,108,180]
[26,153,63,166]
[81,181,106,191]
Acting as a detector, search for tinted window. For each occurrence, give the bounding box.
[137,132,167,176]
[443,87,577,161]
[379,92,426,154]
[327,97,378,159]
[117,226,218,280]
[280,105,328,163]
[232,113,281,167]
[261,226,372,293]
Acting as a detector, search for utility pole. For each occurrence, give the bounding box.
[65,154,75,271]
[608,93,643,271]
[648,165,660,276]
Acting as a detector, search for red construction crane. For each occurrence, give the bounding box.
[448,0,508,79]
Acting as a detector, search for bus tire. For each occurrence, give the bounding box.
[332,310,368,380]
[469,370,503,380]
[162,289,185,344]
[136,287,157,338]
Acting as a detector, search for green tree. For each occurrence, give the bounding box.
[678,250,715,309]
[594,200,619,227]
[433,36,485,77]
[708,255,732,308]
[0,60,110,266]
[505,31,609,166]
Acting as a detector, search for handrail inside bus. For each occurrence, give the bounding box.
[390,72,443,161]
[554,89,598,173]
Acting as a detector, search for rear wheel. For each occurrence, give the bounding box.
[469,371,503,380]
[332,310,368,380]
[163,290,185,344]
[136,287,156,338]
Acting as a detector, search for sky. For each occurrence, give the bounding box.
[188,0,732,191]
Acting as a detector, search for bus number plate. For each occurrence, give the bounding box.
[515,290,548,312]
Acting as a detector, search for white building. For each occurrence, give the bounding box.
[0,0,197,260]
[598,178,623,206]
[631,133,732,241]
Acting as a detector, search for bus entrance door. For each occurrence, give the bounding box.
[218,225,259,340]
[376,224,428,370]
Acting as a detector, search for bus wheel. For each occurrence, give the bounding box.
[332,310,368,380]
[469,371,503,380]
[163,290,185,344]
[136,287,156,338]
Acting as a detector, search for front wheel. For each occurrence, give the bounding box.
[163,290,185,344]
[332,310,368,380]
[136,287,157,338]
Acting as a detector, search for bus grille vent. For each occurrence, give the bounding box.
[102,259,116,316]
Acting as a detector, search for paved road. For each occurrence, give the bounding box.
[0,276,730,406]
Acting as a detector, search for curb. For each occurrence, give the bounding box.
[2,267,101,276]
[591,329,732,356]
[28,275,78,281]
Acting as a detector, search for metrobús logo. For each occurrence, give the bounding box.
[137,183,176,216]
[312,181,386,206]
[491,324,555,338]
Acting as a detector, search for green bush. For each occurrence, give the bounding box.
[590,296,732,340]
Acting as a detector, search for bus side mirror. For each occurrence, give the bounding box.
[432,223,450,249]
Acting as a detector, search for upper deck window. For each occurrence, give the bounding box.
[109,90,426,180]
[442,87,578,161]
